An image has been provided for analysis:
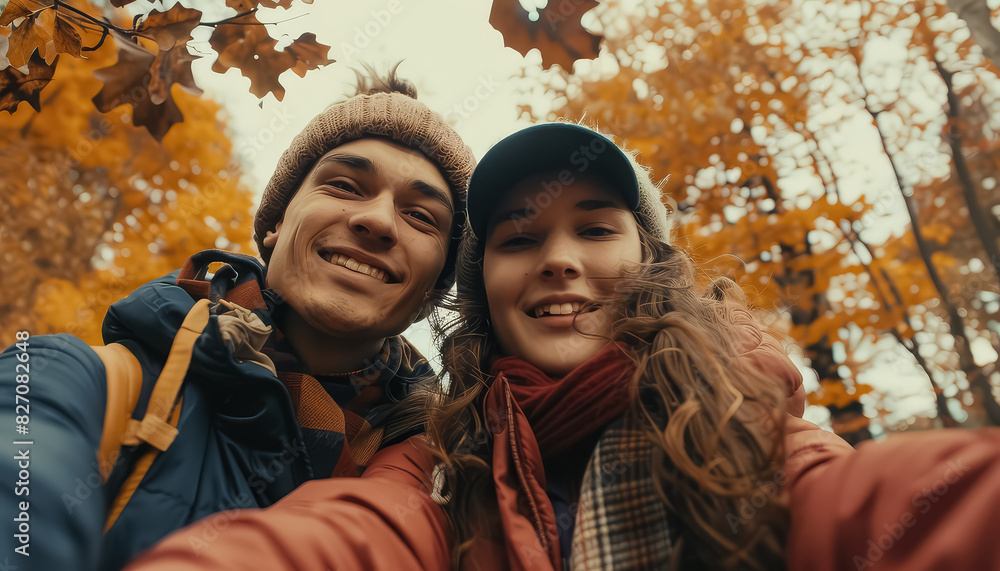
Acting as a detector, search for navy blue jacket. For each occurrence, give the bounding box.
[0,251,432,570]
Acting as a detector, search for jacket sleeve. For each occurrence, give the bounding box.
[786,427,1000,571]
[1,334,110,570]
[125,438,452,571]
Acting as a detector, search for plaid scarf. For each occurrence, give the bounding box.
[486,344,683,570]
[570,415,681,570]
[485,343,635,570]
[264,335,432,478]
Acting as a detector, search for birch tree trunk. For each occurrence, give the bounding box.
[948,0,1000,69]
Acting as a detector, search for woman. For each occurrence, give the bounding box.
[420,122,834,570]
[128,124,1000,571]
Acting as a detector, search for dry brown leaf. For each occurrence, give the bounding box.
[224,0,255,11]
[0,50,55,112]
[148,44,201,105]
[225,0,295,9]
[92,35,185,140]
[92,36,155,113]
[53,13,81,58]
[209,12,294,100]
[489,0,601,70]
[285,32,332,77]
[7,15,51,69]
[137,4,202,51]
[130,88,183,141]
[257,0,295,8]
[0,0,38,27]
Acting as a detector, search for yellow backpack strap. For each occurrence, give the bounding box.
[104,398,183,533]
[120,298,211,452]
[90,343,143,481]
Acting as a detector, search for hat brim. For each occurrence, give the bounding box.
[467,123,640,240]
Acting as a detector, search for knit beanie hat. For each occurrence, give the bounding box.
[254,90,476,291]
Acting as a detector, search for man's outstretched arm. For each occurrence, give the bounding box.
[1,334,110,570]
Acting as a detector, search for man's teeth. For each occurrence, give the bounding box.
[535,302,582,317]
[329,253,387,282]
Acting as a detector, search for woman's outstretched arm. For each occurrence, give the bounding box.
[787,426,1000,571]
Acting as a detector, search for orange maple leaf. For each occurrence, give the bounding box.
[285,32,333,77]
[210,12,293,99]
[7,13,50,68]
[209,12,329,100]
[489,0,602,70]
[53,12,82,58]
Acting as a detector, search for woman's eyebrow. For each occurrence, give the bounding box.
[489,208,532,228]
[575,199,622,211]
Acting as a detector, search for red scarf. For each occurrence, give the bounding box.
[483,342,634,570]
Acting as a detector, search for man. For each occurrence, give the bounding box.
[0,70,474,570]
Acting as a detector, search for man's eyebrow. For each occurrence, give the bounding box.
[314,153,376,173]
[410,180,453,213]
[313,154,451,211]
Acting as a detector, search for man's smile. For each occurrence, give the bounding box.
[317,246,397,283]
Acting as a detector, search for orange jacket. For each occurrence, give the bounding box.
[130,419,1000,571]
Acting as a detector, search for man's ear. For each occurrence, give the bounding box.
[261,221,283,249]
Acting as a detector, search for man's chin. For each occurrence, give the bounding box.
[284,292,420,334]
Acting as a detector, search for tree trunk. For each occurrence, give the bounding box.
[935,60,1000,286]
[947,0,1000,70]
[868,108,1000,425]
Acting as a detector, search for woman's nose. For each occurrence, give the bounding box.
[538,236,582,280]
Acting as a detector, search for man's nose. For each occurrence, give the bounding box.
[348,194,398,247]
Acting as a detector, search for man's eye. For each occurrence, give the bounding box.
[405,210,434,225]
[328,180,360,194]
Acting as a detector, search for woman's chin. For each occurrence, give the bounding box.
[517,337,611,378]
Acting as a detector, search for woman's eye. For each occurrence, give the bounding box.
[499,236,535,248]
[581,226,616,237]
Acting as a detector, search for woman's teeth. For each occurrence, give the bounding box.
[535,302,582,317]
[328,253,387,282]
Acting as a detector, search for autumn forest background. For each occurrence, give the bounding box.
[2,0,999,443]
